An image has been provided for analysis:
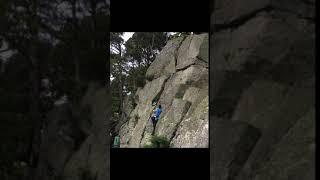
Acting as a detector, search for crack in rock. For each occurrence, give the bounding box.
[214,5,314,33]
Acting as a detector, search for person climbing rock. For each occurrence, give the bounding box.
[151,105,162,135]
[113,135,120,148]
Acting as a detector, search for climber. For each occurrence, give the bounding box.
[151,105,162,135]
[113,134,120,148]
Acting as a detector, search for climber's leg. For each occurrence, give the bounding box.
[152,118,156,135]
[152,128,155,135]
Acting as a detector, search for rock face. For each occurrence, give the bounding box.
[119,33,209,148]
[34,82,110,180]
[210,0,315,179]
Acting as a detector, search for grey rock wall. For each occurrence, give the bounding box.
[119,33,209,148]
[34,82,110,180]
[210,0,315,179]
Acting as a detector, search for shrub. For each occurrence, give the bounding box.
[144,135,170,148]
[152,92,161,104]
[136,76,146,88]
[145,74,154,81]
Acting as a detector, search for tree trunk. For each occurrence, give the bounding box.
[71,0,81,101]
[26,1,44,180]
[28,55,41,180]
[89,0,97,49]
[117,44,124,118]
[147,33,155,65]
[73,49,80,84]
[28,31,42,180]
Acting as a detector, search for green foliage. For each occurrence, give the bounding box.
[152,92,161,104]
[125,32,167,66]
[110,33,168,125]
[144,136,170,148]
[143,144,154,148]
[136,77,146,88]
[125,64,149,92]
[0,1,109,179]
[145,74,154,81]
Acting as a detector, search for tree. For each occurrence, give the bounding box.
[0,0,109,179]
[110,32,125,120]
[125,32,167,67]
[109,32,169,137]
[123,32,167,93]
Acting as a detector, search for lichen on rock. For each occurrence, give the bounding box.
[118,33,209,148]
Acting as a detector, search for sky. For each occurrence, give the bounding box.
[121,32,177,44]
[122,32,134,42]
[120,32,134,50]
[110,33,133,82]
[110,32,177,82]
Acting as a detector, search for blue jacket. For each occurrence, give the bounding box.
[154,108,162,119]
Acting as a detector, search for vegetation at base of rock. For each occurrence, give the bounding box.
[136,75,147,88]
[143,136,170,148]
[145,74,154,81]
[118,33,209,148]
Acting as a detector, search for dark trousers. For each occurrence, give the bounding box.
[151,117,158,135]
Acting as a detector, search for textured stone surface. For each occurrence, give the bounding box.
[35,104,76,180]
[119,75,169,147]
[211,0,315,179]
[158,64,208,115]
[145,37,184,79]
[213,0,315,25]
[182,87,202,103]
[63,84,109,180]
[252,108,315,180]
[212,120,261,179]
[214,0,270,25]
[114,94,134,133]
[119,34,209,148]
[176,34,209,70]
[155,98,191,140]
[35,83,110,180]
[171,96,209,148]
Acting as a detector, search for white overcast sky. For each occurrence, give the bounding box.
[122,32,134,42]
[121,32,177,43]
[120,32,134,50]
[111,32,177,82]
